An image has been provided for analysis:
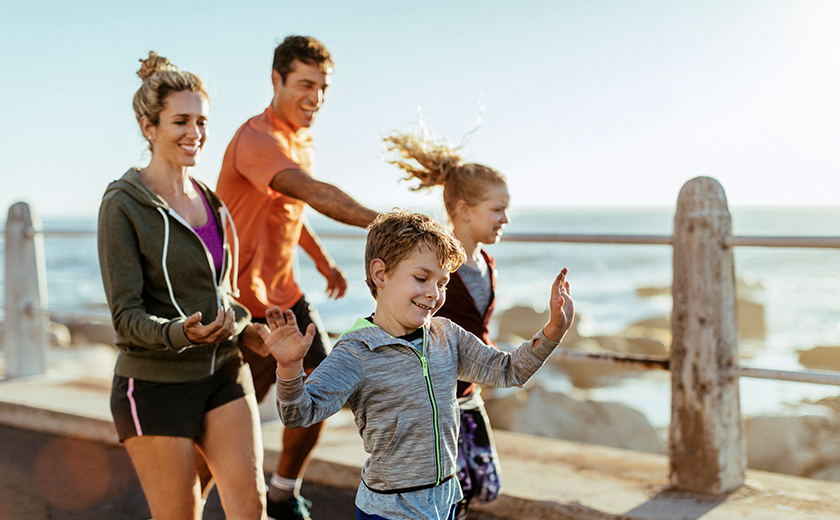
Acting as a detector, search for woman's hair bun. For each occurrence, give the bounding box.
[137,51,179,81]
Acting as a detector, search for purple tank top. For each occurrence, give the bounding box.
[192,183,224,275]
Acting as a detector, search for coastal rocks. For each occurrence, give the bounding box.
[547,337,649,389]
[634,278,766,340]
[47,321,72,348]
[483,385,664,454]
[797,346,840,372]
[745,413,840,480]
[54,320,116,347]
[737,300,766,340]
[494,305,582,345]
[495,306,669,389]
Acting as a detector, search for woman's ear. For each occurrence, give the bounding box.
[140,116,155,142]
[453,199,470,223]
[370,258,387,288]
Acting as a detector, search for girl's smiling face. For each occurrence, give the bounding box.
[462,184,510,245]
[370,244,450,337]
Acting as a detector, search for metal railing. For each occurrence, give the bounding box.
[5,175,840,495]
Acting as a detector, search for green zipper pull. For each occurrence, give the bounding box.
[420,356,429,377]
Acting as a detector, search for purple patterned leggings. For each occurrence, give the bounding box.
[454,405,502,519]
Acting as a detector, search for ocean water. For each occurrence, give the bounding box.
[3,205,840,428]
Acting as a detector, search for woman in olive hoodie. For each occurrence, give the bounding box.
[98,52,265,520]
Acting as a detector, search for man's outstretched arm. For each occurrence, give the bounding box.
[270,168,378,228]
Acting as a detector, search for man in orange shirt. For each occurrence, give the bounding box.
[216,35,377,520]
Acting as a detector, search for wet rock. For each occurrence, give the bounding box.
[60,321,116,346]
[47,321,72,348]
[633,281,765,340]
[495,305,582,346]
[625,316,671,331]
[798,346,840,372]
[548,337,650,389]
[737,299,766,340]
[745,414,840,478]
[635,286,670,298]
[484,386,664,454]
[810,464,840,482]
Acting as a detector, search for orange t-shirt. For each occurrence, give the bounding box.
[216,107,314,316]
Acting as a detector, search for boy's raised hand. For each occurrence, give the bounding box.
[542,268,575,343]
[255,306,316,379]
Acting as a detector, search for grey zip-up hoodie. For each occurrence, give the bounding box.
[98,167,249,382]
[276,316,560,493]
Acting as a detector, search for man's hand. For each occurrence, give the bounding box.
[184,306,235,344]
[237,323,271,357]
[255,306,316,379]
[320,264,347,299]
[542,268,575,343]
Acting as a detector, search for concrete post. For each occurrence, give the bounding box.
[3,202,48,377]
[669,176,745,494]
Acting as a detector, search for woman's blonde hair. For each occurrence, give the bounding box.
[383,125,507,218]
[132,51,207,129]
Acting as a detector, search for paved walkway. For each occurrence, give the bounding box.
[3,371,840,519]
[0,422,364,519]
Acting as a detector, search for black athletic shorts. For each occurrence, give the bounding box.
[110,357,254,442]
[243,295,332,403]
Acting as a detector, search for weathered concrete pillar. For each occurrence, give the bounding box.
[4,202,48,377]
[669,176,745,494]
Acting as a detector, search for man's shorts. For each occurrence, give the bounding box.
[243,296,332,402]
[110,357,254,442]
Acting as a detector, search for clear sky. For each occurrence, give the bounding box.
[1,0,839,219]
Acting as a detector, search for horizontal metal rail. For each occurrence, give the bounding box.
[551,349,670,370]
[724,235,840,249]
[501,233,672,245]
[260,231,840,249]
[47,309,112,324]
[16,230,840,250]
[730,365,840,386]
[40,230,98,238]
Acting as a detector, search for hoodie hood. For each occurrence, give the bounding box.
[104,167,168,209]
[338,317,424,352]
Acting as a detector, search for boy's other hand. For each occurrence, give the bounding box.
[543,268,574,342]
[256,306,316,378]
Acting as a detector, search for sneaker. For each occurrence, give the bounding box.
[266,495,313,520]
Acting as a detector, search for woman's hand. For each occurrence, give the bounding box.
[184,306,235,344]
[542,268,575,343]
[255,306,315,379]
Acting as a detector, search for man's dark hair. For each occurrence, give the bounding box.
[273,35,333,84]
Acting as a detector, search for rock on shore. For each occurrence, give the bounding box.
[483,386,665,454]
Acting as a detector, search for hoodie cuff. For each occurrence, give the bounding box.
[167,318,192,352]
[533,329,561,356]
[275,370,306,403]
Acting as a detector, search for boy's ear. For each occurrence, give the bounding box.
[370,259,387,288]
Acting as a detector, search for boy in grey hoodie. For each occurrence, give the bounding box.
[256,210,574,520]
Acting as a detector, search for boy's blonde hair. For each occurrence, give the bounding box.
[365,210,466,299]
